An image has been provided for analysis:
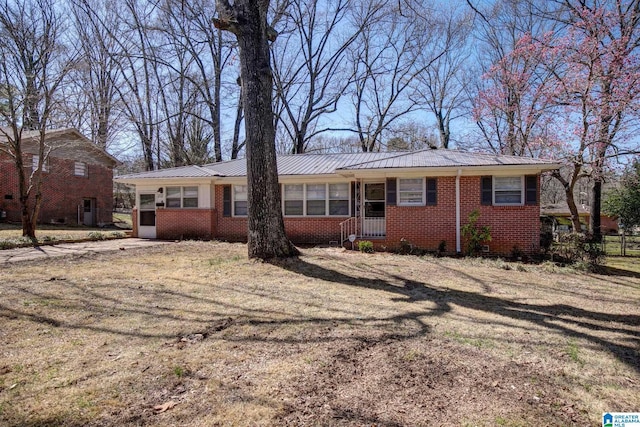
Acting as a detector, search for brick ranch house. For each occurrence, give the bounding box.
[0,128,118,226]
[115,150,560,256]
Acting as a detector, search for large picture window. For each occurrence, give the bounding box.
[283,183,350,216]
[166,186,199,208]
[493,176,523,205]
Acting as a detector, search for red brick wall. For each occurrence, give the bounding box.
[132,180,543,257]
[214,184,248,241]
[284,217,345,243]
[601,215,619,234]
[156,208,216,240]
[213,185,346,244]
[460,176,540,256]
[0,152,20,222]
[0,153,113,225]
[385,176,457,253]
[357,176,540,256]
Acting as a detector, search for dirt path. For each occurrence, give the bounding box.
[0,238,170,264]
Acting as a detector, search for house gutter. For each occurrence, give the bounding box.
[456,168,461,254]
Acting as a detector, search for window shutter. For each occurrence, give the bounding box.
[386,178,396,206]
[525,175,538,205]
[426,178,437,206]
[481,176,493,206]
[223,185,231,217]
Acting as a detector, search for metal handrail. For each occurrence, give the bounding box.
[340,216,359,245]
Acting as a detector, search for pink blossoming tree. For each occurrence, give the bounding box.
[476,0,640,238]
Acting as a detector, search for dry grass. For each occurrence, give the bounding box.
[0,241,638,426]
[0,216,130,249]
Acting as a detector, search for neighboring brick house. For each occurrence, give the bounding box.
[0,128,118,226]
[115,150,560,256]
[541,203,619,235]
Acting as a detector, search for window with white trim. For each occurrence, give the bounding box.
[329,183,349,215]
[283,183,350,216]
[398,178,425,205]
[306,184,326,215]
[283,184,304,216]
[233,185,248,216]
[493,176,524,205]
[32,155,48,172]
[165,186,199,208]
[74,161,88,177]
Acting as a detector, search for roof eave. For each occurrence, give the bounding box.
[339,163,561,178]
[114,176,217,185]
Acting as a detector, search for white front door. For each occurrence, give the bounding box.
[138,192,157,238]
[362,182,385,237]
[83,198,95,226]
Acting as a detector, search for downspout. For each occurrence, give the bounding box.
[456,169,461,254]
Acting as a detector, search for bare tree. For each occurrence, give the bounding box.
[76,0,162,171]
[66,1,123,150]
[215,0,298,259]
[348,2,442,152]
[0,0,73,237]
[411,3,474,149]
[156,0,238,163]
[271,0,381,153]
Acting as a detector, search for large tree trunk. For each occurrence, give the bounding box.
[216,0,298,259]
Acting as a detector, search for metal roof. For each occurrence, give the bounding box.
[115,150,559,180]
[116,164,222,179]
[337,149,557,170]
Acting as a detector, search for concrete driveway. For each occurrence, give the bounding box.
[0,238,170,264]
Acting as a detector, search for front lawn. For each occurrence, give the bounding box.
[0,213,131,249]
[0,242,638,426]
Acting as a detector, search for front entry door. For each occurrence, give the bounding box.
[138,192,157,238]
[83,198,95,226]
[362,182,385,237]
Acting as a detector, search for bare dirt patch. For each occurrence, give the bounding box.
[0,241,638,426]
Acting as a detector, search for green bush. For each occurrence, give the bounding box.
[88,231,106,241]
[551,233,604,270]
[358,240,374,253]
[461,210,492,256]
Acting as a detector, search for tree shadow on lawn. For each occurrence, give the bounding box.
[1,252,638,373]
[270,255,640,374]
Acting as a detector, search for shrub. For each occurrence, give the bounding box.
[88,231,106,241]
[510,246,524,261]
[398,238,414,255]
[461,210,491,256]
[0,240,17,250]
[551,233,604,270]
[358,240,374,253]
[437,240,447,255]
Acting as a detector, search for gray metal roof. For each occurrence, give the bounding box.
[116,164,223,179]
[115,150,558,180]
[337,149,557,170]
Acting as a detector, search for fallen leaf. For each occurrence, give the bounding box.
[153,400,178,413]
